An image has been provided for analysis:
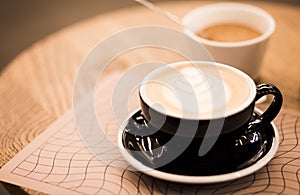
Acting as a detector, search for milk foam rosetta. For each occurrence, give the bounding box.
[141,63,255,119]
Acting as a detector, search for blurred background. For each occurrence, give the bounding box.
[1,0,299,73]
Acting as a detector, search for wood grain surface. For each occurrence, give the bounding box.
[0,1,299,194]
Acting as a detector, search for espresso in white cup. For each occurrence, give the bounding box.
[182,3,275,79]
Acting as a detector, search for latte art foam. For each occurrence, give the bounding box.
[140,63,256,119]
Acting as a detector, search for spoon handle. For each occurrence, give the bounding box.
[134,0,183,25]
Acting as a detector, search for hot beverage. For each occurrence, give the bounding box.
[140,62,255,119]
[118,61,282,181]
[139,61,282,138]
[182,3,276,79]
[197,23,262,42]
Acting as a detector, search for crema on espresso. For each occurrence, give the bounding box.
[140,62,256,119]
[197,23,262,42]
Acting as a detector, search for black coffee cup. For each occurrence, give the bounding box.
[139,61,282,138]
[123,61,282,175]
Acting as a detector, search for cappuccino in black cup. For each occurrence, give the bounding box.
[140,61,282,138]
[122,61,282,175]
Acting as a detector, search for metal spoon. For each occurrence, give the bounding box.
[134,0,209,39]
[134,0,183,25]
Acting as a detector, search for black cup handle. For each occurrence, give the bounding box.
[248,83,283,130]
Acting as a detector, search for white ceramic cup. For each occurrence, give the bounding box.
[182,3,275,79]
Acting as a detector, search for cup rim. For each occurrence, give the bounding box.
[139,61,257,120]
[182,2,276,48]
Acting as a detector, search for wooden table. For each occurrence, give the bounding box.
[0,1,299,194]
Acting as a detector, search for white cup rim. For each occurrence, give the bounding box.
[139,61,257,120]
[182,2,276,48]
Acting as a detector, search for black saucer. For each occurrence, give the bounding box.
[120,109,277,177]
